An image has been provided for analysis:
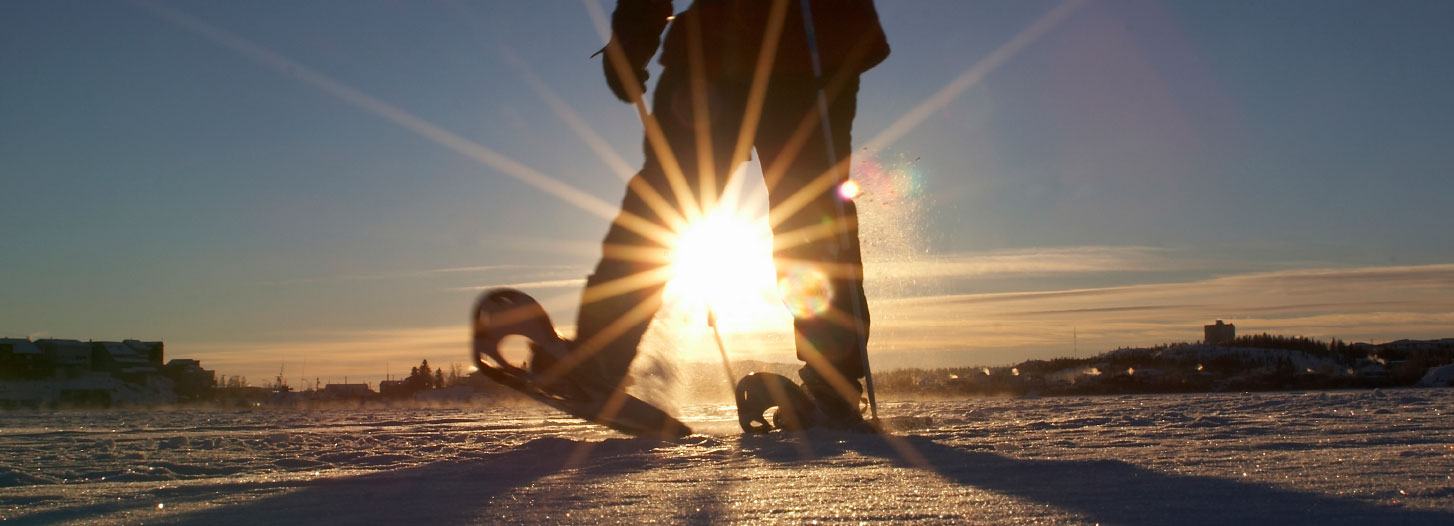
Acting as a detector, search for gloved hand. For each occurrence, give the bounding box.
[600,37,650,103]
[597,0,673,103]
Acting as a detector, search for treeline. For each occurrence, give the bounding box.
[868,336,1454,398]
[377,359,549,403]
[401,359,462,390]
[379,335,1454,404]
[380,359,491,397]
[1120,333,1365,363]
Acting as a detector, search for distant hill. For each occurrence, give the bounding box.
[671,335,1454,400]
[877,335,1454,397]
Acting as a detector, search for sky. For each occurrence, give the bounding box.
[3,0,1453,386]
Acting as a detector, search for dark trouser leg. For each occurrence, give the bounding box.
[574,68,747,387]
[755,76,870,419]
[573,190,668,385]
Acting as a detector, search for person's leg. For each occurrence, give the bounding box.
[570,67,749,390]
[754,75,870,424]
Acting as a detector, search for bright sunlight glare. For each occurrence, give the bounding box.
[665,210,781,326]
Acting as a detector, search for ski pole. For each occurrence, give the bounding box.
[798,0,878,422]
[707,306,738,400]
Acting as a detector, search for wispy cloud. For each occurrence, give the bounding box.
[451,278,587,291]
[421,265,531,275]
[672,262,1454,368]
[867,245,1182,280]
[261,264,579,286]
[1007,304,1211,316]
[861,263,1454,365]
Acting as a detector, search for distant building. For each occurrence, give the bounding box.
[1205,320,1236,344]
[163,359,217,400]
[1,337,202,408]
[0,338,46,379]
[35,339,93,377]
[378,379,411,398]
[320,383,374,399]
[92,341,161,382]
[125,340,165,367]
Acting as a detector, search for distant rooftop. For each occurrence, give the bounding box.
[37,338,87,346]
[0,338,42,355]
[101,341,139,357]
[123,340,161,351]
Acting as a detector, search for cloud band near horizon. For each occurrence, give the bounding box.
[179,260,1454,384]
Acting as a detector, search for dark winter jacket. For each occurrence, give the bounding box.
[613,0,890,79]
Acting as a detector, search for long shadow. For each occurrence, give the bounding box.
[13,436,667,526]
[743,433,1453,525]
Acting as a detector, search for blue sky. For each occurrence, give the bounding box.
[4,1,1452,385]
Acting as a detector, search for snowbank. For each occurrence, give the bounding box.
[1417,364,1454,387]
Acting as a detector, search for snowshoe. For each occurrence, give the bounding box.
[472,288,691,440]
[734,372,817,433]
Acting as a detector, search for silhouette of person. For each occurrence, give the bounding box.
[571,0,889,428]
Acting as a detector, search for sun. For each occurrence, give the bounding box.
[664,209,781,325]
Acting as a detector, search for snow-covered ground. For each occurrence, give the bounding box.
[2,388,1451,525]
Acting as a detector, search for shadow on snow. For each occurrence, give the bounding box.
[127,436,664,525]
[55,431,1449,525]
[742,432,1452,525]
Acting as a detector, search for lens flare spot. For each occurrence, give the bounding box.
[777,265,832,318]
[837,179,861,200]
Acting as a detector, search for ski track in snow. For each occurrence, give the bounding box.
[1,388,1451,525]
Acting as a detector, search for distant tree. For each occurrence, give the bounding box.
[446,363,465,387]
[401,358,439,389]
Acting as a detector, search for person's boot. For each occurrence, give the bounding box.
[799,366,876,433]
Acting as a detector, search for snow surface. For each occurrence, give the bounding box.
[2,388,1451,525]
[1420,366,1454,387]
